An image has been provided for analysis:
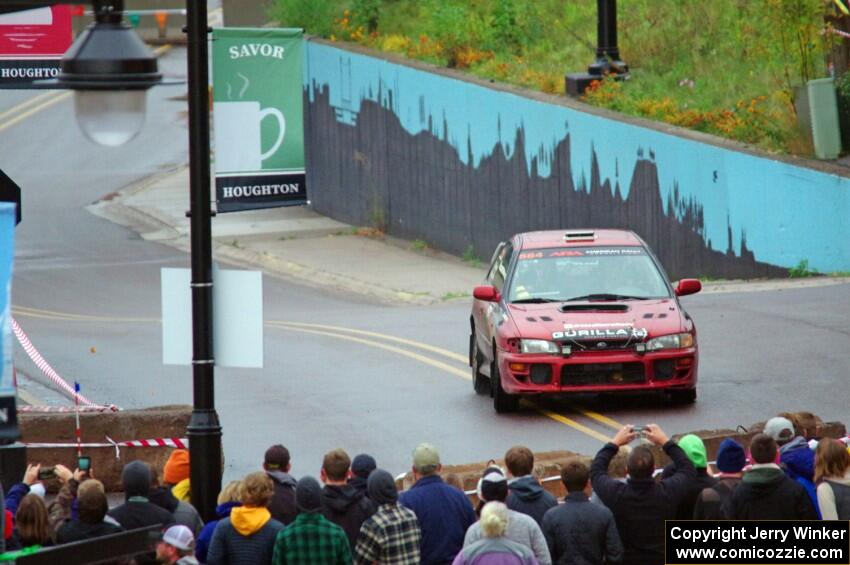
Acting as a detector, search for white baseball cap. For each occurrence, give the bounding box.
[162,525,195,551]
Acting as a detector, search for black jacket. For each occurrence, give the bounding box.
[723,465,818,520]
[107,498,176,530]
[661,464,717,519]
[542,491,623,565]
[693,476,741,520]
[591,441,696,565]
[506,476,558,526]
[267,470,297,526]
[56,519,123,544]
[321,483,376,550]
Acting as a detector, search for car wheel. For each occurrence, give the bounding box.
[470,336,490,395]
[669,388,697,405]
[492,357,519,413]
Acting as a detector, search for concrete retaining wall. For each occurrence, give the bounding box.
[303,39,850,280]
[19,405,191,492]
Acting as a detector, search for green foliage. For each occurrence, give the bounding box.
[462,245,482,268]
[441,291,468,301]
[352,0,381,33]
[789,259,818,278]
[410,238,428,251]
[268,0,338,36]
[269,0,835,154]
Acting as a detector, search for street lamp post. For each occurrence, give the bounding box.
[565,0,630,97]
[184,0,222,523]
[21,0,222,520]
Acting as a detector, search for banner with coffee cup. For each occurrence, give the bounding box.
[212,28,306,212]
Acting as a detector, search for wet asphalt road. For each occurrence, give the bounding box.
[2,48,849,482]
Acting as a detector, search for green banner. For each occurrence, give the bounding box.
[212,28,306,212]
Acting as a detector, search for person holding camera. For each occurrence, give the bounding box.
[590,424,695,565]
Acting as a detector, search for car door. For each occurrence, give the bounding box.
[475,242,513,373]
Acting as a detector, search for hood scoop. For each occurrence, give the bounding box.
[560,303,629,312]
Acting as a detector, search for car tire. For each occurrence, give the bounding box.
[669,388,697,405]
[492,357,519,413]
[470,336,490,395]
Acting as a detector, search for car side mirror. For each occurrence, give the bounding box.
[675,278,702,297]
[473,285,501,302]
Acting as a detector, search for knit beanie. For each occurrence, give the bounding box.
[295,476,323,513]
[715,438,746,473]
[164,449,190,485]
[678,434,707,469]
[477,467,508,502]
[123,460,152,498]
[351,454,377,480]
[367,469,398,505]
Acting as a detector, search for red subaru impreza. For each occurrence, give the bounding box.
[469,229,702,413]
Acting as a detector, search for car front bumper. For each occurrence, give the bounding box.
[498,346,698,395]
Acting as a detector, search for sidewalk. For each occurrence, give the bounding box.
[88,167,849,304]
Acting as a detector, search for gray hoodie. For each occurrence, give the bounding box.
[464,507,551,565]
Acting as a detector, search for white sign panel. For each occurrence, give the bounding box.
[162,267,263,368]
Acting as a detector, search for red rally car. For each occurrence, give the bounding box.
[469,229,702,413]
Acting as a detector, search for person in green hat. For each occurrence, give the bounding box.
[661,434,717,519]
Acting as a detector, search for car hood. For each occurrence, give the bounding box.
[506,298,686,341]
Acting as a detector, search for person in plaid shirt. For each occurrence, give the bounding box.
[354,469,421,565]
[272,476,352,565]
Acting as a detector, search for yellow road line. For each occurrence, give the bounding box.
[564,401,623,431]
[524,401,612,442]
[269,321,469,364]
[0,92,72,134]
[271,324,473,381]
[0,91,57,123]
[12,306,158,324]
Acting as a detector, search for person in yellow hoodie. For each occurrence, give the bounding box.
[206,472,284,565]
[164,449,192,503]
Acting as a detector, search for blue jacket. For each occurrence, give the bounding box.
[400,475,476,565]
[196,501,241,563]
[506,476,558,527]
[780,438,820,518]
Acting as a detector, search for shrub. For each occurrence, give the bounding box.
[268,0,338,36]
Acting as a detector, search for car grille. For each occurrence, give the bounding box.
[561,362,646,386]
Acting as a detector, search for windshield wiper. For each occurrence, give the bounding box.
[564,293,648,302]
[511,297,562,304]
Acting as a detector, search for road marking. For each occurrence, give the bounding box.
[11,305,622,438]
[0,92,56,123]
[269,321,469,363]
[523,401,612,442]
[0,92,72,134]
[268,323,473,381]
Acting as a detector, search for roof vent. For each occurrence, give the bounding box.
[564,230,596,241]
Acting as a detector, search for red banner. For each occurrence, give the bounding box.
[0,5,72,58]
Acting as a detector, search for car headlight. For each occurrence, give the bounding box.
[645,332,695,351]
[520,339,561,354]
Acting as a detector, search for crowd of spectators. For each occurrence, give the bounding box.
[0,411,848,564]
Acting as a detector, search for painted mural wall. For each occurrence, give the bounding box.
[304,40,850,280]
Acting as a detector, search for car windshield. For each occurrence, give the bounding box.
[508,247,672,302]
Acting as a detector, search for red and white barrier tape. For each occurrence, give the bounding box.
[12,317,118,412]
[19,405,115,413]
[23,436,188,458]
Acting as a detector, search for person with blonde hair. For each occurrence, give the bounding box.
[207,472,283,564]
[452,502,539,565]
[195,480,242,563]
[815,438,850,520]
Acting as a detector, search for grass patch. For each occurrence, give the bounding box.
[410,238,429,252]
[462,245,482,268]
[270,0,833,155]
[789,259,819,278]
[441,291,468,301]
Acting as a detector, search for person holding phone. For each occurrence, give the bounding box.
[589,424,696,565]
[4,464,47,519]
[47,462,93,534]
